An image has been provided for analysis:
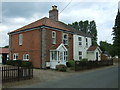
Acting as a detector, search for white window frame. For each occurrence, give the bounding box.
[23,54,29,61]
[13,53,18,60]
[78,37,82,46]
[52,31,56,44]
[64,51,68,61]
[78,51,82,60]
[63,33,68,45]
[19,34,23,45]
[51,51,57,61]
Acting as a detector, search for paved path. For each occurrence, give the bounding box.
[22,66,118,88]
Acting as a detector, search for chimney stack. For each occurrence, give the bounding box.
[49,5,58,21]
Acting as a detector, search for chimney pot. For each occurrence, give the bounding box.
[49,5,58,21]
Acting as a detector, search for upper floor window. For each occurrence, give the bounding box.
[52,31,56,44]
[19,34,23,45]
[86,38,88,47]
[78,37,82,46]
[23,54,29,61]
[63,33,68,45]
[13,53,18,60]
[78,51,82,60]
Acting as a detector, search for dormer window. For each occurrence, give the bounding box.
[52,31,56,44]
[19,34,23,45]
[63,33,68,45]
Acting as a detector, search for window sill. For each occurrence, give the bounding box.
[23,59,29,61]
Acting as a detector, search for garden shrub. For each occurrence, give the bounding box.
[80,58,88,62]
[6,60,32,67]
[13,60,22,66]
[56,64,67,72]
[21,61,32,67]
[6,60,14,65]
[66,60,75,67]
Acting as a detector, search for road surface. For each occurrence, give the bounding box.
[22,66,119,88]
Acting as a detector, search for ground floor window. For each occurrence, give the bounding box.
[51,51,57,61]
[64,51,68,61]
[50,51,68,61]
[78,51,82,60]
[23,54,29,61]
[13,53,18,60]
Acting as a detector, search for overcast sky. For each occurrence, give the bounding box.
[0,0,119,47]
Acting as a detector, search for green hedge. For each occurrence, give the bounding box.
[80,58,88,62]
[66,60,75,67]
[6,60,32,67]
[56,64,67,72]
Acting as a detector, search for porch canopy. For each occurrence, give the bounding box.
[50,43,68,62]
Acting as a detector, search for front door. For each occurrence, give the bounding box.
[2,54,7,64]
[96,52,98,61]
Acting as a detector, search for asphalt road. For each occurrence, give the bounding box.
[24,66,118,88]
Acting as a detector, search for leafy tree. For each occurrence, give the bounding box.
[113,9,120,58]
[68,20,97,45]
[3,45,9,48]
[89,21,97,45]
[99,41,116,57]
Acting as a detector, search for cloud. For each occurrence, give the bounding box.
[0,1,119,47]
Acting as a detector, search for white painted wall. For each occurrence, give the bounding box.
[87,48,101,61]
[50,61,66,69]
[73,34,92,61]
[50,43,67,69]
[0,54,2,63]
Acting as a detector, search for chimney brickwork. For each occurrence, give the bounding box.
[49,5,58,21]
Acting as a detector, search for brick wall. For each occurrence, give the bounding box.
[10,29,41,68]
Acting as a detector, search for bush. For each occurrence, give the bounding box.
[56,64,67,72]
[66,60,75,67]
[13,60,22,66]
[80,58,88,62]
[6,60,32,67]
[21,61,32,67]
[6,60,14,65]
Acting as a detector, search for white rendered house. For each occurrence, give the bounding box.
[73,34,101,61]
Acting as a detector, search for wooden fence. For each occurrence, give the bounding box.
[75,60,113,71]
[0,66,33,83]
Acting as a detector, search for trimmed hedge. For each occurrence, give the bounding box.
[80,58,88,62]
[66,60,75,67]
[56,64,67,72]
[6,60,32,67]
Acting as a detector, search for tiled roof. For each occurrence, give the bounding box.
[10,17,91,37]
[50,43,61,50]
[87,46,98,51]
[0,48,9,54]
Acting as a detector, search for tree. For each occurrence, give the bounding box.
[89,21,97,45]
[113,9,120,58]
[99,41,116,57]
[3,45,9,48]
[68,20,98,45]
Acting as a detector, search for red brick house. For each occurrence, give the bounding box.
[8,6,74,69]
[8,5,100,69]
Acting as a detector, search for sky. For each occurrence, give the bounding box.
[0,0,119,47]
